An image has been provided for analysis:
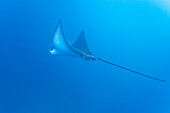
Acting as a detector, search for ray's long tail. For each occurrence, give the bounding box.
[97,57,166,82]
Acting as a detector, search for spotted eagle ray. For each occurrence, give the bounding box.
[50,19,166,82]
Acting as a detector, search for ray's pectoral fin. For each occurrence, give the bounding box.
[51,19,80,57]
[72,30,91,54]
[71,30,96,60]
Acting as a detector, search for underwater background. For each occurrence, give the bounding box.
[0,0,170,113]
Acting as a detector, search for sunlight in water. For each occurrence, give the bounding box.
[155,0,170,15]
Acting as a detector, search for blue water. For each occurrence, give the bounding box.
[0,0,170,113]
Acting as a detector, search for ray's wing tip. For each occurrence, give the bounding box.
[57,18,62,27]
[81,30,85,34]
[58,18,62,23]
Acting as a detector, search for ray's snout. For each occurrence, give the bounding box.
[49,47,55,55]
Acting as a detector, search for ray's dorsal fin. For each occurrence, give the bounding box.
[72,31,90,53]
